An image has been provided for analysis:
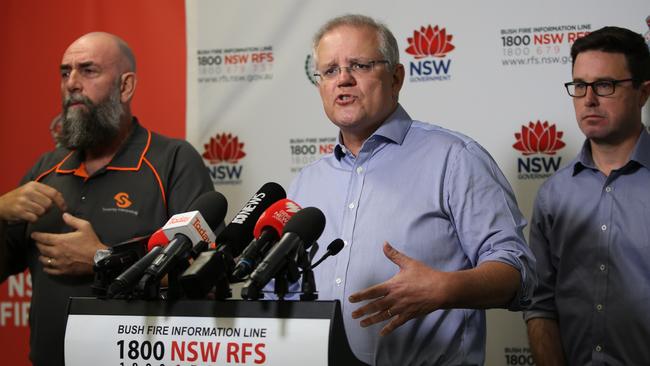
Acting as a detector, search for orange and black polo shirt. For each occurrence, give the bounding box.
[2,118,213,366]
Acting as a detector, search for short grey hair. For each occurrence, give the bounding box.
[312,14,399,69]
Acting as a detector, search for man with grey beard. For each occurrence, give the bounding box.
[0,32,212,366]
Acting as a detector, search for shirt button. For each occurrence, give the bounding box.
[348,203,355,209]
[601,224,607,231]
[596,304,603,311]
[356,167,363,174]
[599,264,606,271]
[595,345,602,352]
[605,186,612,192]
[335,278,342,285]
[81,196,86,201]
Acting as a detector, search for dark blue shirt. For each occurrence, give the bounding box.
[525,128,650,365]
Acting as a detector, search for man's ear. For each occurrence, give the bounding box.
[120,72,137,103]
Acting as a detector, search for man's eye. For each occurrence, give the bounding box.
[323,67,338,76]
[573,83,587,90]
[352,63,371,71]
[60,71,70,78]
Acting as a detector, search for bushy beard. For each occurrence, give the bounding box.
[59,80,124,151]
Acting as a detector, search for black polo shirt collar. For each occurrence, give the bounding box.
[55,118,151,176]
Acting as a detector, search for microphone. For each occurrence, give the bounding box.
[92,234,152,297]
[215,182,287,257]
[241,207,326,300]
[311,239,344,269]
[105,230,173,299]
[179,182,286,299]
[231,198,301,280]
[147,229,169,251]
[136,191,228,299]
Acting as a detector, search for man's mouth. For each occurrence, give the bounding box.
[336,94,355,104]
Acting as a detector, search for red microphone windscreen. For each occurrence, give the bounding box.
[147,229,169,251]
[253,198,301,238]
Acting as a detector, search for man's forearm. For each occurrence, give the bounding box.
[444,261,521,309]
[526,317,566,366]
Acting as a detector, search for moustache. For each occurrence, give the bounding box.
[63,94,94,110]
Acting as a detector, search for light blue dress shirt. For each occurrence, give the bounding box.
[288,105,535,365]
[524,128,650,365]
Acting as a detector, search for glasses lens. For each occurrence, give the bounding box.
[594,81,614,96]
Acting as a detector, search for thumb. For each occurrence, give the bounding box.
[383,242,411,268]
[62,212,88,231]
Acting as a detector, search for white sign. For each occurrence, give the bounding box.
[65,314,330,366]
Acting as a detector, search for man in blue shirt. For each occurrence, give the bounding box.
[525,27,650,365]
[289,14,536,365]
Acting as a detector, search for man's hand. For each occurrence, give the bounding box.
[32,213,107,276]
[349,242,451,336]
[0,181,67,222]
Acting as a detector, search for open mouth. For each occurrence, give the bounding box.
[336,94,355,104]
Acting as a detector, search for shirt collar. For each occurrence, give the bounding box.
[334,104,412,161]
[56,118,151,174]
[573,127,650,175]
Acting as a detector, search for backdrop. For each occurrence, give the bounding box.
[1,0,649,365]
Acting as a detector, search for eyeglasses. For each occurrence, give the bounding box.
[314,60,390,82]
[564,78,635,97]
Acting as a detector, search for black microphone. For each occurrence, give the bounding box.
[216,182,287,257]
[106,245,163,299]
[311,239,344,269]
[241,207,326,300]
[179,182,286,299]
[232,198,301,280]
[135,191,228,299]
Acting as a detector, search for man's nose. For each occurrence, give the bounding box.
[336,67,356,86]
[64,70,82,94]
[583,85,599,107]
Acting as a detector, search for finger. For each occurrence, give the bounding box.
[62,213,89,231]
[351,297,391,319]
[31,231,60,246]
[33,182,67,212]
[35,242,57,258]
[379,314,410,336]
[359,308,393,328]
[383,242,411,268]
[349,282,390,303]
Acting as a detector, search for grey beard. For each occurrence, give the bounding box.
[59,85,124,151]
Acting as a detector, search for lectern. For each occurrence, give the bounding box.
[65,298,367,365]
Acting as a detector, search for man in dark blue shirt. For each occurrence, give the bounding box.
[525,26,650,365]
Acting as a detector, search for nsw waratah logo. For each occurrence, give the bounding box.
[406,25,455,82]
[202,133,246,185]
[514,121,565,179]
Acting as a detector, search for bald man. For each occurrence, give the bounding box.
[0,32,212,365]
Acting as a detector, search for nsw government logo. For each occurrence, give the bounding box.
[405,25,455,82]
[202,133,247,185]
[513,121,565,180]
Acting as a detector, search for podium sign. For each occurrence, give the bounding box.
[65,298,365,366]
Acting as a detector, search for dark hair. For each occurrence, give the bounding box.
[570,26,650,86]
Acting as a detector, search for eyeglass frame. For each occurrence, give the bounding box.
[564,78,635,97]
[313,60,391,82]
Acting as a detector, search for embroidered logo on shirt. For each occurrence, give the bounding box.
[114,192,133,208]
